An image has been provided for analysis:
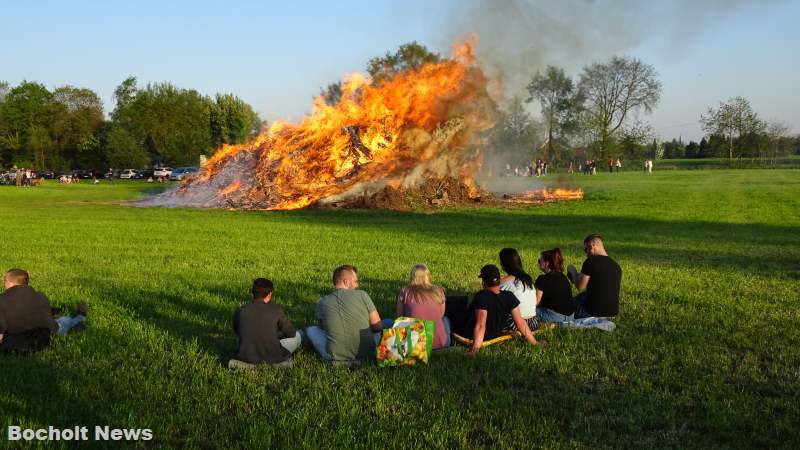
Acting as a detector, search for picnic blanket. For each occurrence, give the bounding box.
[566,317,616,332]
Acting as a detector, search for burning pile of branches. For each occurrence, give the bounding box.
[150,39,497,211]
[321,175,483,210]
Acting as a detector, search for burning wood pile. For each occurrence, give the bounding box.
[150,39,497,211]
[503,188,584,204]
[147,38,583,211]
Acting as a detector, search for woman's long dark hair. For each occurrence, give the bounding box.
[540,248,565,273]
[499,248,533,290]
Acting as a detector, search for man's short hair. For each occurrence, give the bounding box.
[4,268,29,286]
[251,278,273,299]
[583,234,604,246]
[332,265,358,285]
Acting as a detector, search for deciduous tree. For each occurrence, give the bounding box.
[526,65,582,163]
[367,42,440,84]
[700,96,766,160]
[578,56,661,159]
[210,93,260,148]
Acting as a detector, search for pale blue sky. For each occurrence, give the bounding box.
[2,0,797,140]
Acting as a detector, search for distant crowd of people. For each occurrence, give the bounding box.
[505,158,650,177]
[0,167,40,187]
[504,159,550,177]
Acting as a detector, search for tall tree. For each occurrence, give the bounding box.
[578,56,661,159]
[51,86,104,169]
[210,93,260,148]
[765,120,791,162]
[488,96,542,174]
[700,96,766,160]
[105,127,149,168]
[526,65,582,162]
[618,121,655,160]
[367,42,440,84]
[112,76,138,122]
[121,82,213,166]
[0,81,55,166]
[0,81,9,103]
[318,81,343,106]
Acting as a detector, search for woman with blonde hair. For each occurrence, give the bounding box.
[396,264,449,349]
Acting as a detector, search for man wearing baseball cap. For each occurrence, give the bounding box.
[463,264,542,355]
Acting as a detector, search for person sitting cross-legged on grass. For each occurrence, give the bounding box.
[0,268,87,353]
[229,278,301,369]
[305,265,386,365]
[567,234,622,319]
[396,264,450,350]
[534,248,575,324]
[463,264,542,355]
[499,248,540,332]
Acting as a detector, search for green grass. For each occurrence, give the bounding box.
[649,155,800,170]
[1,170,799,449]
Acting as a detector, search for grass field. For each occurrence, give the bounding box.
[651,155,800,170]
[1,170,799,449]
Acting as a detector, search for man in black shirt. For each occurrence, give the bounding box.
[464,265,542,355]
[0,268,87,352]
[567,235,622,318]
[229,278,301,368]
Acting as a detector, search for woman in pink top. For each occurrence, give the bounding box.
[395,264,450,349]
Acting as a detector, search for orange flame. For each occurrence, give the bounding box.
[507,188,584,204]
[217,178,241,197]
[183,38,495,210]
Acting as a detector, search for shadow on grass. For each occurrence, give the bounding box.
[245,208,800,275]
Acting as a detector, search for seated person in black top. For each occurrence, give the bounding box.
[0,268,87,352]
[229,278,301,368]
[464,265,542,355]
[534,248,575,323]
[567,234,622,319]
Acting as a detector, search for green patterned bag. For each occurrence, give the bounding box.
[376,317,435,367]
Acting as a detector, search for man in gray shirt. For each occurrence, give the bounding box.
[305,265,386,365]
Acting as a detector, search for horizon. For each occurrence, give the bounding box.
[2,0,798,142]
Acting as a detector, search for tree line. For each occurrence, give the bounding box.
[4,43,797,172]
[499,68,797,169]
[0,78,260,171]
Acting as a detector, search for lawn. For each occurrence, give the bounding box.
[1,170,799,449]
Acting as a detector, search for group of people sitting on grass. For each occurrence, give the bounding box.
[0,234,622,368]
[229,234,622,368]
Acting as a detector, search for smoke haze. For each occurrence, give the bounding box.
[442,0,762,98]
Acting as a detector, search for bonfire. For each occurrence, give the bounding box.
[152,38,582,210]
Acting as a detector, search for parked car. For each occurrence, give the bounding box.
[135,169,155,180]
[169,167,200,181]
[153,167,173,178]
[119,169,138,179]
[71,170,94,179]
[36,170,57,179]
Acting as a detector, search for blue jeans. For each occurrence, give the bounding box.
[442,316,452,347]
[56,315,85,336]
[573,291,590,319]
[304,325,332,361]
[536,307,574,325]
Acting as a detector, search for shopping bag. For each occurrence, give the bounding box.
[376,317,435,367]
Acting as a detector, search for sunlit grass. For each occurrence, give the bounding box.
[1,170,799,449]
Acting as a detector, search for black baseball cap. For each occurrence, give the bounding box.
[478,264,501,284]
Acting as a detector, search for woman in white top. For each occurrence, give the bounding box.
[498,247,540,331]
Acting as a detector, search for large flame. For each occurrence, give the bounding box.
[165,38,496,210]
